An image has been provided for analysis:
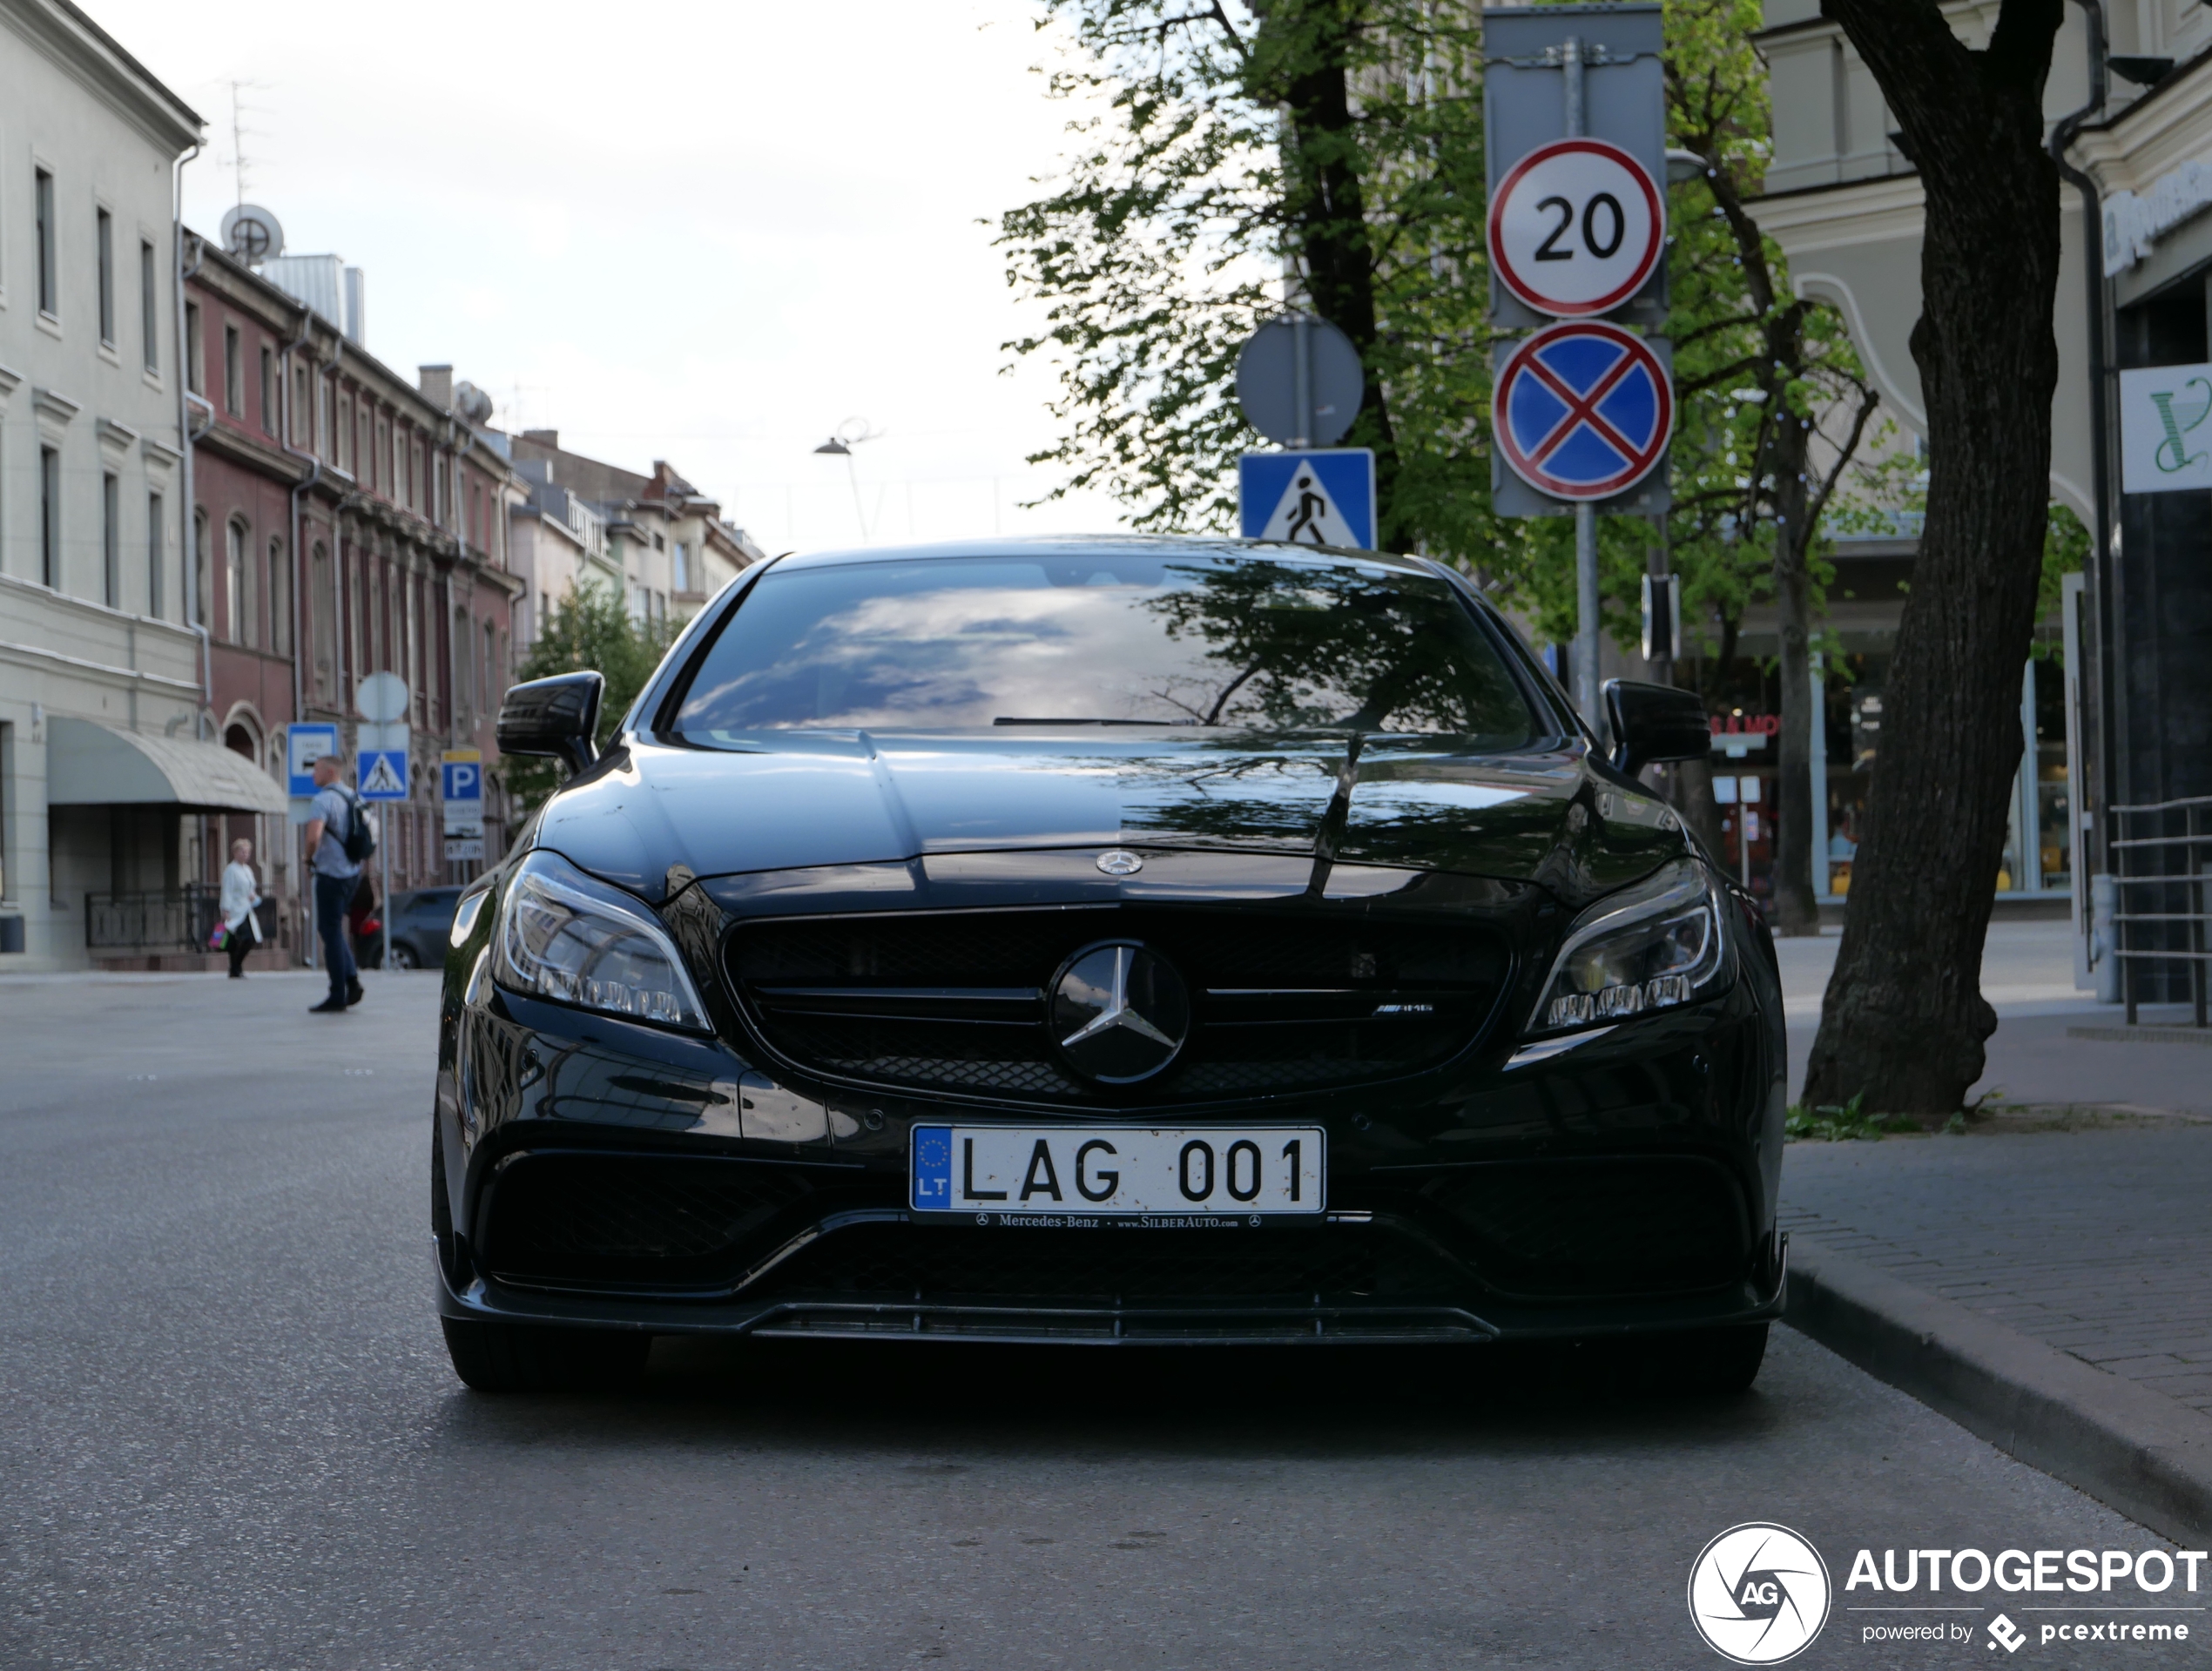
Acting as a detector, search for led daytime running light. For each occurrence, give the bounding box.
[492,852,709,1032]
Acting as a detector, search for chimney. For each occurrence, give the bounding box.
[521,428,560,450]
[418,364,455,409]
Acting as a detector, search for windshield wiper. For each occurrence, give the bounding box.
[992,717,1180,726]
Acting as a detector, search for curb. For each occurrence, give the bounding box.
[1784,1243,2212,1546]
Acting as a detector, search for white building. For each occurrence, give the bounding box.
[0,0,283,970]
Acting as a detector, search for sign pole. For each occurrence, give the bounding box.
[1291,315,1312,450]
[381,825,391,975]
[1560,34,1603,729]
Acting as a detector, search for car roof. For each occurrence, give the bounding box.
[767,534,1437,576]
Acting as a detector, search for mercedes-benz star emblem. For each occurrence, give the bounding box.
[1095,849,1143,876]
[1050,940,1190,1083]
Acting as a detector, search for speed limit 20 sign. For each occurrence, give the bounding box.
[1487,138,1663,319]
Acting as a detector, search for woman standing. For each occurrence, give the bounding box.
[220,838,264,979]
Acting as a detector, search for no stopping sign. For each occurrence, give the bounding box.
[1487,138,1664,319]
[1494,320,1673,500]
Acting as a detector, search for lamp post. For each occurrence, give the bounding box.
[813,416,880,542]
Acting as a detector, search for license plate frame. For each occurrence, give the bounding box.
[908,1124,1326,1221]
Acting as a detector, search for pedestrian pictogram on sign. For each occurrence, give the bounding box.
[358,750,409,801]
[1238,449,1377,550]
[1487,138,1664,320]
[1494,320,1672,501]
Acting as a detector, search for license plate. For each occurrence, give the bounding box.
[909,1125,1325,1218]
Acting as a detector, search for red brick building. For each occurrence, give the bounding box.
[183,236,524,958]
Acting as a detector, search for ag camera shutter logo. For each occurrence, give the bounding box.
[1689,1523,1832,1664]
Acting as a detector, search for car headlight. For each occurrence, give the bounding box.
[490,851,709,1031]
[1528,858,1730,1035]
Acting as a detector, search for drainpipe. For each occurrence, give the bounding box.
[172,152,210,722]
[278,300,321,729]
[2048,0,2112,976]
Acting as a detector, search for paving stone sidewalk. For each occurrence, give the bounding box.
[1781,1126,2212,1416]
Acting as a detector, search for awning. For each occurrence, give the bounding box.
[46,718,289,815]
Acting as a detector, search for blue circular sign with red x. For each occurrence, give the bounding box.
[1495,320,1673,501]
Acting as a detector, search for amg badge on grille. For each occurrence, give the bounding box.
[1094,849,1143,876]
[1050,940,1190,1083]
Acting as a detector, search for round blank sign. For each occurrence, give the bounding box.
[355,670,409,723]
[1487,138,1664,319]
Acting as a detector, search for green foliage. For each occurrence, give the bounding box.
[503,582,677,810]
[998,0,1885,666]
[998,0,1504,563]
[1784,1092,1919,1142]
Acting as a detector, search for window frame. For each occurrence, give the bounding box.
[139,239,158,374]
[38,446,60,588]
[33,167,56,318]
[147,490,165,617]
[95,207,114,347]
[223,323,242,416]
[101,470,119,607]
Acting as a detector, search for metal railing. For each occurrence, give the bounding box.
[84,886,223,953]
[2110,795,2212,1026]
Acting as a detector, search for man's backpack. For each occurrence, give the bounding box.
[338,786,377,864]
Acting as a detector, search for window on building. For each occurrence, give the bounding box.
[455,606,472,723]
[101,472,119,607]
[293,365,307,447]
[376,420,389,495]
[226,516,259,647]
[312,543,334,698]
[96,209,114,346]
[139,239,158,373]
[185,302,204,394]
[39,447,59,589]
[268,536,290,655]
[408,438,420,511]
[338,397,353,475]
[34,168,56,316]
[192,509,209,625]
[260,347,275,434]
[147,492,165,618]
[223,325,242,415]
[319,375,332,461]
[469,480,482,550]
[482,620,496,715]
[673,541,691,593]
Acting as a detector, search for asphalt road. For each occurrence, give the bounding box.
[0,971,2185,1670]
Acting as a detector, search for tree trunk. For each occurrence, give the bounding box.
[1799,0,2064,1115]
[1263,4,1404,541]
[1766,416,1822,937]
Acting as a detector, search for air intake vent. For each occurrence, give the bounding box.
[725,905,1509,1106]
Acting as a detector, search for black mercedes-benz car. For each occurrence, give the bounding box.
[433,536,1785,1392]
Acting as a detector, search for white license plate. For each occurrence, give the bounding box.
[909,1125,1325,1218]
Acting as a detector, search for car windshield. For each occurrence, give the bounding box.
[671,553,1538,741]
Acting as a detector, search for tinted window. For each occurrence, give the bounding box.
[673,554,1534,741]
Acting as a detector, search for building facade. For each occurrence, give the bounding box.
[0,0,293,970]
[502,428,762,654]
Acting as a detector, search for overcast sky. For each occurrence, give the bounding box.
[92,0,1144,552]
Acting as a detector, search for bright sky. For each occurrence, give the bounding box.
[91,0,1150,553]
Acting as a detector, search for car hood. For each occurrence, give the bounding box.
[528,731,1689,909]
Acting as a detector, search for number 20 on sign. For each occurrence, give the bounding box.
[1487,137,1664,319]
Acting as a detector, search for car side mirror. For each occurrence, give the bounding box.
[1602,678,1710,776]
[496,670,604,778]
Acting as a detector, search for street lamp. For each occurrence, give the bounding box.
[812,417,879,541]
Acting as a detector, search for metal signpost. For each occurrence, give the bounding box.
[442,749,485,868]
[354,673,410,974]
[1483,4,1672,726]
[1234,313,1378,550]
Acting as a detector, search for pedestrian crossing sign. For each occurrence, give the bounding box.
[1238,448,1376,550]
[358,749,409,801]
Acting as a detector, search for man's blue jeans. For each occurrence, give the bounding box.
[314,873,358,1001]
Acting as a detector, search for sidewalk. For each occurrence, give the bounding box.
[1775,918,2212,1540]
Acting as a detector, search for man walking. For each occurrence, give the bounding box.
[301,755,365,1014]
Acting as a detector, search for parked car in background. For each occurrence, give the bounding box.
[384,888,462,970]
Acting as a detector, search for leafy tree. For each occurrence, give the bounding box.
[998,0,1499,561]
[503,581,675,810]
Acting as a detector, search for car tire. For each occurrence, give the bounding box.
[439,1317,651,1394]
[390,941,420,971]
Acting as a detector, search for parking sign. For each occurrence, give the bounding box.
[442,748,484,837]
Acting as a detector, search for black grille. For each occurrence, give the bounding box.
[725,905,1509,1105]
[1426,1159,1750,1297]
[482,1154,813,1286]
[752,1223,1460,1303]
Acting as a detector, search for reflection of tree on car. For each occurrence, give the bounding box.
[1141,558,1531,737]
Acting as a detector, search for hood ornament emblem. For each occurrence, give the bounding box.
[1050,940,1190,1083]
[1095,849,1143,876]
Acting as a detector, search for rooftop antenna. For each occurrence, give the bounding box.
[229,80,253,209]
[813,416,883,542]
